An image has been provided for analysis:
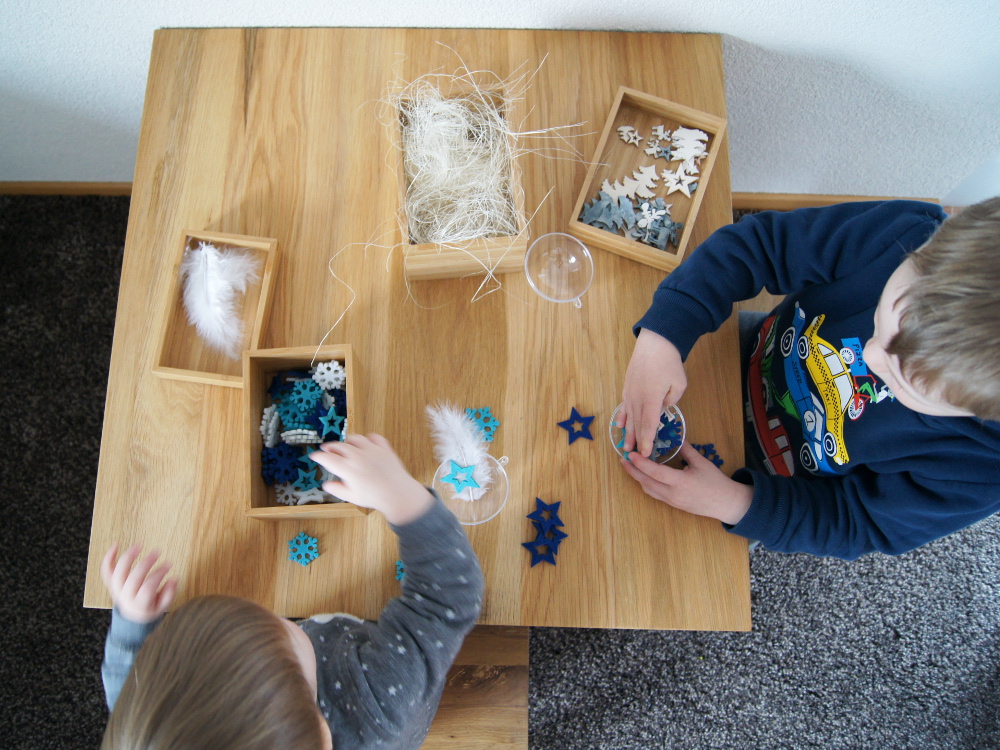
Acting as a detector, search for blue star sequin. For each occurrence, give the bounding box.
[532,522,568,554]
[526,498,563,533]
[319,407,345,440]
[557,407,594,444]
[441,460,480,493]
[522,535,558,567]
[293,467,322,492]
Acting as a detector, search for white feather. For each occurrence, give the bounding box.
[179,242,261,359]
[426,402,492,501]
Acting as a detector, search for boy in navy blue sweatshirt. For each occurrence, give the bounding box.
[617,198,1000,559]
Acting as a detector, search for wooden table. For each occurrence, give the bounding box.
[84,27,750,631]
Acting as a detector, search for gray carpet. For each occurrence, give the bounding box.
[2,195,998,749]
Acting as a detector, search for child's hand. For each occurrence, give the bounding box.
[621,443,753,526]
[619,329,688,458]
[100,545,178,624]
[311,433,434,526]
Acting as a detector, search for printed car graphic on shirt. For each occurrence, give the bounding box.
[745,313,795,476]
[778,304,845,474]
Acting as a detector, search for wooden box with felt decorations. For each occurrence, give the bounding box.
[568,86,727,273]
[244,345,370,520]
[153,229,279,388]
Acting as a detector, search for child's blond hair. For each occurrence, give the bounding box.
[889,196,1000,420]
[101,595,325,750]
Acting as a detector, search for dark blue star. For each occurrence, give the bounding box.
[522,535,557,566]
[526,498,563,533]
[557,407,594,444]
[532,522,568,554]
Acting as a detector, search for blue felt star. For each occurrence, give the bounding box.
[441,460,480,493]
[557,407,594,444]
[522,534,558,566]
[319,407,345,440]
[293,467,322,492]
[532,522,568,554]
[526,498,563,533]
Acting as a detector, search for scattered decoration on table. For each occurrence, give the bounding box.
[617,125,643,146]
[527,498,563,533]
[523,497,567,567]
[465,407,500,442]
[686,443,725,468]
[395,560,406,582]
[260,364,347,506]
[288,532,319,567]
[558,407,595,444]
[179,241,262,360]
[427,402,492,501]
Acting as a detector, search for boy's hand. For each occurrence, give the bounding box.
[621,443,753,526]
[311,433,434,526]
[619,329,687,458]
[101,545,178,624]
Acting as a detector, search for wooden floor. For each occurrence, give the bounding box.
[424,626,529,749]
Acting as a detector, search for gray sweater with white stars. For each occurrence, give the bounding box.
[300,497,483,749]
[101,496,484,749]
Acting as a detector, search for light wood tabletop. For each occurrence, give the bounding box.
[84,27,751,631]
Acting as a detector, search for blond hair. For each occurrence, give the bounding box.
[101,595,325,750]
[888,196,1000,420]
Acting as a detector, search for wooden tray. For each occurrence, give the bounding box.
[569,86,726,273]
[153,230,278,387]
[244,345,370,520]
[396,88,529,280]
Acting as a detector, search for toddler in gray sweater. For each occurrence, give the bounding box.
[100,433,484,750]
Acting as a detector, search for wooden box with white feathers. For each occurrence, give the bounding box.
[153,230,279,387]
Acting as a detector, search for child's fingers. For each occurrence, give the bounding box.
[628,450,680,484]
[122,549,161,599]
[111,544,142,593]
[155,579,179,613]
[136,561,172,605]
[100,545,120,589]
[368,433,392,450]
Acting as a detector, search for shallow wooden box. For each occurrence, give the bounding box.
[568,86,727,273]
[153,230,278,387]
[244,345,370,520]
[397,88,529,281]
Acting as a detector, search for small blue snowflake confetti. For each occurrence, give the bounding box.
[288,532,319,567]
[395,560,406,581]
[465,407,500,442]
[688,443,724,468]
[557,407,594,444]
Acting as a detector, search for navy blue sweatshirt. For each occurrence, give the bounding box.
[635,200,1000,559]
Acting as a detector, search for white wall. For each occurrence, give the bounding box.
[2,0,998,198]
